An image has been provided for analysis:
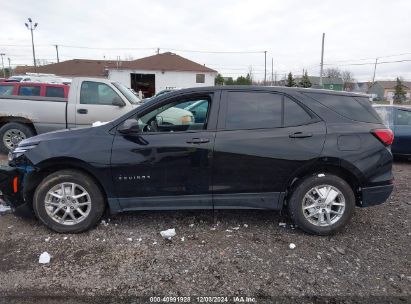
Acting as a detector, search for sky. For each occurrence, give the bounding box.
[2,0,411,82]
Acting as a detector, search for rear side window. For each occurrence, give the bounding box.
[304,93,381,123]
[284,97,312,126]
[18,85,41,96]
[0,85,14,96]
[226,92,282,129]
[46,86,65,98]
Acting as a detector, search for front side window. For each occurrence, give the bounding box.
[225,92,282,129]
[45,86,65,98]
[18,85,41,96]
[196,74,205,83]
[80,81,121,105]
[396,109,411,126]
[127,96,211,133]
[0,85,14,96]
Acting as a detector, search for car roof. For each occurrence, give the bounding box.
[373,104,411,110]
[0,82,68,86]
[163,85,368,98]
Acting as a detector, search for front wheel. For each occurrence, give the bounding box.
[287,174,355,235]
[33,170,105,233]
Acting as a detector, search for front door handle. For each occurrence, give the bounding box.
[186,138,210,144]
[289,132,313,138]
[77,109,88,114]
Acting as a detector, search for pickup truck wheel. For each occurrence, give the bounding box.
[33,170,105,233]
[287,174,355,236]
[0,122,34,153]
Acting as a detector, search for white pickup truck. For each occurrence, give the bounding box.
[0,77,142,152]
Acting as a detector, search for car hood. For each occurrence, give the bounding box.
[18,124,112,147]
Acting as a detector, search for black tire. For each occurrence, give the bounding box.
[33,169,105,233]
[287,174,355,235]
[0,122,35,153]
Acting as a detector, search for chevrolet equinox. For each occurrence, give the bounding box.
[0,86,394,235]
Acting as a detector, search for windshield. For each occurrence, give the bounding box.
[112,82,141,104]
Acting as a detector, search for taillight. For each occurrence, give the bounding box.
[372,128,394,146]
[13,176,18,193]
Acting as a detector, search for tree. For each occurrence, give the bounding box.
[285,72,296,87]
[393,77,407,104]
[324,67,342,78]
[235,75,252,85]
[214,73,225,86]
[341,70,355,90]
[299,71,312,88]
[225,77,234,85]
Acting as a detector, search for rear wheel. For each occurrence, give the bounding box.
[33,169,105,233]
[0,122,35,153]
[287,174,355,235]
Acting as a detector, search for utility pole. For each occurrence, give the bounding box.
[372,58,378,83]
[7,57,12,76]
[271,58,274,86]
[55,45,60,63]
[0,53,5,77]
[264,51,267,85]
[319,33,325,88]
[25,18,38,69]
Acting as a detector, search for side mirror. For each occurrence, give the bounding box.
[112,97,126,107]
[118,119,140,134]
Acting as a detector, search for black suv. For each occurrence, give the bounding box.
[0,86,394,235]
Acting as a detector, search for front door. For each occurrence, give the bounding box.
[212,90,326,209]
[74,81,131,127]
[111,91,219,210]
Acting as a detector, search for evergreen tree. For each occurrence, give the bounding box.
[285,72,296,87]
[225,77,234,85]
[214,73,225,86]
[393,77,407,104]
[299,71,312,88]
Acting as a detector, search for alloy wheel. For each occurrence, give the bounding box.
[302,184,346,227]
[44,182,91,225]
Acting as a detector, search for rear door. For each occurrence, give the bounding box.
[212,90,326,209]
[393,108,411,155]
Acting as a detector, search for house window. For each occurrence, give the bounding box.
[196,74,205,83]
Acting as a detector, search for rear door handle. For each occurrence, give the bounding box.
[289,132,313,138]
[186,138,210,144]
[77,109,88,114]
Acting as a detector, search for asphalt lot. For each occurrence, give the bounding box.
[0,153,410,303]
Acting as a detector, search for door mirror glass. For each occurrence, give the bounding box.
[118,119,141,134]
[112,96,126,107]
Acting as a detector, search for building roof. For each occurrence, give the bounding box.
[13,52,217,78]
[13,59,123,77]
[373,80,411,89]
[118,52,217,73]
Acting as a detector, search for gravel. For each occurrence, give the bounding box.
[0,153,410,302]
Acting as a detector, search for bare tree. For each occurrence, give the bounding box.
[324,67,342,78]
[341,70,355,90]
[248,65,254,83]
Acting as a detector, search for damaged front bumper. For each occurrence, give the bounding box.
[0,165,33,217]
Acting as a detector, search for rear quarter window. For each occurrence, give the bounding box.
[304,93,382,123]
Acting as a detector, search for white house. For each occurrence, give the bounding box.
[108,52,217,97]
